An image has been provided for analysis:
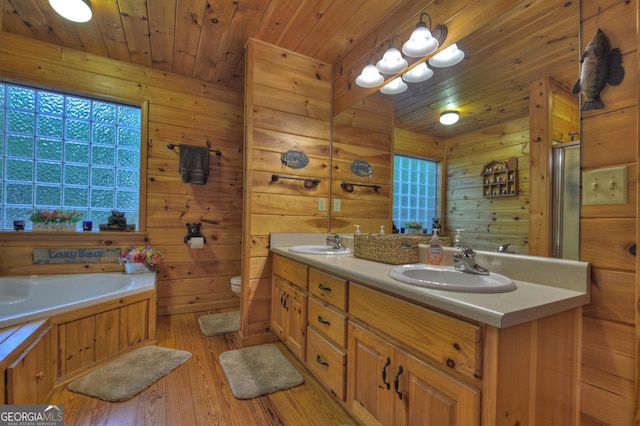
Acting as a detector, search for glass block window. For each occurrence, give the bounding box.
[393,155,438,233]
[0,82,142,231]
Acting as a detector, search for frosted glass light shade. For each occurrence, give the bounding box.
[380,78,408,95]
[50,0,92,23]
[429,44,465,68]
[355,64,385,88]
[440,111,459,125]
[402,62,434,83]
[376,45,408,74]
[402,23,439,57]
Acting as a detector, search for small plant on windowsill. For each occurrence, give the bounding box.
[29,209,83,231]
[119,245,164,274]
[404,222,422,234]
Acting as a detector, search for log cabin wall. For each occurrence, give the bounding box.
[578,1,639,424]
[241,39,332,345]
[0,33,245,316]
[443,117,530,253]
[331,93,394,234]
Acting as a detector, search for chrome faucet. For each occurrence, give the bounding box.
[496,243,514,253]
[325,233,344,249]
[452,246,489,275]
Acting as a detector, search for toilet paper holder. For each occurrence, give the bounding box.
[184,223,206,244]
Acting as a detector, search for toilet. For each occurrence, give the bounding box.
[230,275,242,297]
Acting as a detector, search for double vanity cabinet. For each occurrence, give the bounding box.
[271,245,589,426]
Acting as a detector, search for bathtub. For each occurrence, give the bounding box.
[0,271,156,329]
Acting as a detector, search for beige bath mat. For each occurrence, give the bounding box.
[198,310,240,336]
[67,345,191,402]
[219,344,304,399]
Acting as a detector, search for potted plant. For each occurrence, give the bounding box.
[29,209,84,231]
[119,245,164,274]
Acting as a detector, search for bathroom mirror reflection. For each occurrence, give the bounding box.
[333,0,580,258]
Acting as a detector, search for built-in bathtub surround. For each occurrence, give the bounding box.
[0,271,156,328]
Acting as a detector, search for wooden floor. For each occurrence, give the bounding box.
[47,311,356,426]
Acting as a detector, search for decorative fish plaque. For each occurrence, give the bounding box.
[281,150,309,169]
[350,159,373,177]
[572,28,624,111]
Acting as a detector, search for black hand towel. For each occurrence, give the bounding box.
[179,144,210,184]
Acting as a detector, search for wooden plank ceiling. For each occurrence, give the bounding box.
[2,0,579,139]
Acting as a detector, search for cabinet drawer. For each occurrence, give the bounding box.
[309,268,347,310]
[308,297,347,347]
[273,255,308,289]
[306,327,346,401]
[349,283,482,381]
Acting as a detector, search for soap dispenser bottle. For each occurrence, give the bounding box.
[379,225,385,235]
[354,225,361,235]
[427,229,444,265]
[454,229,465,248]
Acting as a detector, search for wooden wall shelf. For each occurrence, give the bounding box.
[482,157,518,198]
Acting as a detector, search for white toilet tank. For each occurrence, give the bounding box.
[230,275,241,297]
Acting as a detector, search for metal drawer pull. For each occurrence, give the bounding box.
[317,316,331,325]
[381,356,391,390]
[318,283,332,292]
[316,354,329,367]
[394,365,404,400]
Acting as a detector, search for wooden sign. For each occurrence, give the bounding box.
[33,247,121,264]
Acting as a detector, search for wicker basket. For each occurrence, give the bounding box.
[354,234,429,264]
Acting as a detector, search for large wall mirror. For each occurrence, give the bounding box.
[333,0,580,258]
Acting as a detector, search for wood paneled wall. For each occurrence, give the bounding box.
[331,93,394,234]
[0,33,245,316]
[444,117,530,253]
[578,1,639,424]
[241,39,332,345]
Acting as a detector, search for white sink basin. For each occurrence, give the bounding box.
[288,245,352,255]
[388,264,517,293]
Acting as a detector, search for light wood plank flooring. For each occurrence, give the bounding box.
[47,311,356,426]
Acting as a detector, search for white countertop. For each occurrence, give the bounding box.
[270,233,590,328]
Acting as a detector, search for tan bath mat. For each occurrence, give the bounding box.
[198,310,240,336]
[219,344,304,399]
[67,345,191,402]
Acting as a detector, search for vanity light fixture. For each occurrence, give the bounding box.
[376,36,408,74]
[440,111,460,125]
[402,62,434,83]
[49,0,92,23]
[355,58,385,88]
[402,13,442,57]
[380,77,408,95]
[429,43,465,68]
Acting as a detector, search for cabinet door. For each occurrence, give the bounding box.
[271,276,287,340]
[396,351,480,426]
[284,284,307,361]
[347,322,396,426]
[7,327,55,404]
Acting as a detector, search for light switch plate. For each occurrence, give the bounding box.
[582,166,628,205]
[318,197,327,211]
[333,198,341,212]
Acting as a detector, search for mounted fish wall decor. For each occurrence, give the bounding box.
[572,28,624,111]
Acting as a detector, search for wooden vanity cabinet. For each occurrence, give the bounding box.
[306,268,348,400]
[271,255,308,361]
[348,322,480,426]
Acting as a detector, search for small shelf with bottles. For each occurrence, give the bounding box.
[482,157,518,198]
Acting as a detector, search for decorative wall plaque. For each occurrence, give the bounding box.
[281,150,309,169]
[350,159,373,177]
[33,247,121,264]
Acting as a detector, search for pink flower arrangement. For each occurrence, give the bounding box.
[29,208,83,224]
[119,245,164,268]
